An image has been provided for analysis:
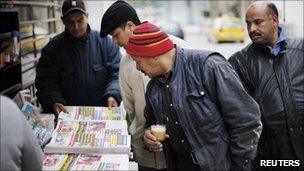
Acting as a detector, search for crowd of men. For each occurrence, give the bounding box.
[1,0,303,171]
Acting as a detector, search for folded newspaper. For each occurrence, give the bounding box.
[13,89,32,109]
[44,120,131,154]
[58,106,126,121]
[21,102,55,147]
[43,153,129,170]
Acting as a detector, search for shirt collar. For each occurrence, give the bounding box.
[265,26,287,56]
[276,26,287,44]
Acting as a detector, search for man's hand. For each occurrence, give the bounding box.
[143,130,169,152]
[107,96,118,108]
[52,103,68,116]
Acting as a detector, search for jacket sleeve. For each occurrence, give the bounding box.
[0,96,43,171]
[119,56,135,128]
[101,36,122,104]
[202,54,262,168]
[35,43,66,112]
[228,52,255,96]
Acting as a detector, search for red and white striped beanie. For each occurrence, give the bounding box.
[126,22,174,58]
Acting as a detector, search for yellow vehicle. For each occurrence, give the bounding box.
[208,17,245,43]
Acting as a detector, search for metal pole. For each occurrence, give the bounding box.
[283,0,286,22]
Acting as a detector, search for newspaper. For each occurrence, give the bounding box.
[44,120,130,154]
[21,102,54,146]
[58,106,126,121]
[13,89,32,109]
[43,153,129,171]
[43,154,75,170]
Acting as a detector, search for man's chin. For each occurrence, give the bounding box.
[251,39,264,45]
[250,37,265,44]
[144,73,153,78]
[71,32,86,38]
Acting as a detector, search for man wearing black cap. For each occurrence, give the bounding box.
[100,1,189,171]
[35,0,122,116]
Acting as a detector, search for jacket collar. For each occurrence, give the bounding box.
[253,26,287,56]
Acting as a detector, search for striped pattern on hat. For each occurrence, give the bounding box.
[126,22,174,58]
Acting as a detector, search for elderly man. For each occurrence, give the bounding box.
[126,22,262,171]
[35,0,122,116]
[229,1,304,170]
[100,1,189,170]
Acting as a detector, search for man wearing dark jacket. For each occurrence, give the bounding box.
[127,22,262,171]
[35,0,122,115]
[229,1,304,170]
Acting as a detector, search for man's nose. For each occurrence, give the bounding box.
[248,23,256,33]
[72,22,79,30]
[135,63,141,71]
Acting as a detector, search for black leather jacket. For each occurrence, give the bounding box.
[229,38,304,163]
[145,47,262,171]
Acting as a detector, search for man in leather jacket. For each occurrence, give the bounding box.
[229,1,304,170]
[100,1,190,171]
[126,22,262,171]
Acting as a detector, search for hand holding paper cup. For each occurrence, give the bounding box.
[151,124,166,141]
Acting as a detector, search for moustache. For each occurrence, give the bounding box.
[140,69,146,74]
[250,32,261,37]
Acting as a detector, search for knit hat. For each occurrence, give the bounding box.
[100,0,140,38]
[126,22,174,58]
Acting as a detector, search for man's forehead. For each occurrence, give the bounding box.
[246,7,268,19]
[65,11,85,20]
[246,2,269,16]
[110,27,122,36]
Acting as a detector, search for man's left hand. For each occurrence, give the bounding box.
[107,96,118,108]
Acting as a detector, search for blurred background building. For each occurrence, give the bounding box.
[88,0,303,38]
[87,0,303,57]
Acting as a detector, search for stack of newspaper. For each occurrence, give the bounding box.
[43,106,130,170]
[43,153,129,170]
[59,106,126,121]
[44,120,131,154]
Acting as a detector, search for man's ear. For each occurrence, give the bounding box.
[272,15,279,27]
[126,21,136,32]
